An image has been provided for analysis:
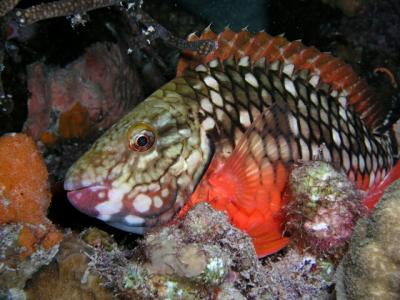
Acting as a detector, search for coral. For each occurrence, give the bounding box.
[0,133,62,294]
[284,161,365,259]
[23,42,142,143]
[0,0,20,16]
[15,0,120,25]
[25,231,113,300]
[336,180,400,299]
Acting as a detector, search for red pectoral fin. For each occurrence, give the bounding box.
[212,104,290,212]
[210,105,291,256]
[247,223,289,258]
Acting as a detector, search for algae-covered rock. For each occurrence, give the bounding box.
[285,161,365,258]
[0,224,59,299]
[261,249,334,299]
[21,203,336,299]
[24,231,113,300]
[336,180,400,300]
[90,203,259,299]
[84,203,335,299]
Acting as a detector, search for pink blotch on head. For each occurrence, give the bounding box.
[67,185,109,217]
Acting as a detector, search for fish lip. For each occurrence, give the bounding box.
[63,178,104,192]
[65,184,107,196]
[65,183,108,217]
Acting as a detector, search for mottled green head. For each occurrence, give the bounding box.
[64,79,210,233]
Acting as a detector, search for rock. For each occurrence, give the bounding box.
[336,180,400,300]
[87,203,269,299]
[261,249,334,299]
[20,202,336,299]
[285,161,365,259]
[85,203,335,299]
[23,42,142,144]
[25,231,113,300]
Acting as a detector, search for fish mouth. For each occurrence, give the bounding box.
[64,177,182,232]
[64,181,108,217]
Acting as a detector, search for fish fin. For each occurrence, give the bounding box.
[247,223,289,258]
[211,105,286,212]
[363,160,400,210]
[177,29,391,130]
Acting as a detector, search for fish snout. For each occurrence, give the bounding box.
[64,174,183,234]
[65,184,109,218]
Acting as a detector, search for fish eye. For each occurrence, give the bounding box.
[128,123,156,152]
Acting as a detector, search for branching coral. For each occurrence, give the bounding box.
[0,0,20,17]
[12,0,215,55]
[15,0,120,25]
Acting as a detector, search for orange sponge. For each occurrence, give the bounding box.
[0,133,62,255]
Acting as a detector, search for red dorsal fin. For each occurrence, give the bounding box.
[177,28,384,130]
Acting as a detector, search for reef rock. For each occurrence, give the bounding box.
[261,249,334,299]
[91,203,260,299]
[23,42,142,145]
[285,161,365,259]
[20,202,335,299]
[25,231,113,300]
[336,180,400,300]
[0,133,62,297]
[88,203,334,299]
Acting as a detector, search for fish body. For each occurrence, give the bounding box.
[64,29,399,257]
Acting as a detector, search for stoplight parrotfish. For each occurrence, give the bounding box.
[64,28,400,257]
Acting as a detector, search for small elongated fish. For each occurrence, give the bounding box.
[64,28,400,257]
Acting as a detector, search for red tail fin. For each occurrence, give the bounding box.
[363,161,400,210]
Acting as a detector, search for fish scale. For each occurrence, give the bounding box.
[64,29,399,256]
[182,55,394,190]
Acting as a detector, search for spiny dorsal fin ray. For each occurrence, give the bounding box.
[177,28,384,130]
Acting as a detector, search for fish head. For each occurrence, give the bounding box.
[64,89,211,233]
